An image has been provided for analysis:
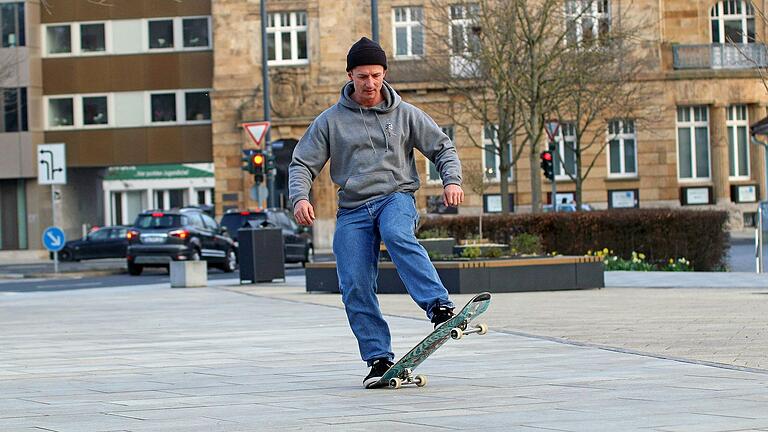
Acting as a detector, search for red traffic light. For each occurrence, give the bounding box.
[252,154,265,166]
[540,151,553,161]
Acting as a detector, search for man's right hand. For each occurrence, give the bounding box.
[294,199,315,226]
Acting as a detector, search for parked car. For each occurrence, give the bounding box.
[52,225,130,261]
[126,208,237,276]
[219,208,314,265]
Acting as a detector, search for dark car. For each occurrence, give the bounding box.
[219,208,314,265]
[126,208,237,276]
[53,225,130,261]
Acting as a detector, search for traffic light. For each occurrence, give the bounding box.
[540,150,554,181]
[241,149,256,173]
[252,150,266,184]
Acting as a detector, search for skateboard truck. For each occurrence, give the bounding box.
[388,368,428,389]
[450,323,489,340]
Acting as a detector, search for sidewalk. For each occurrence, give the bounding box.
[2,275,768,431]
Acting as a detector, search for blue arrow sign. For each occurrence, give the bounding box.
[42,226,66,252]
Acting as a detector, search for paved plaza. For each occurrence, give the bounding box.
[1,273,768,431]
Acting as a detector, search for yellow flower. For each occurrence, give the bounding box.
[669,258,674,264]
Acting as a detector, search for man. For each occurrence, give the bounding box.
[289,37,464,389]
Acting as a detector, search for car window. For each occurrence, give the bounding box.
[110,228,127,239]
[220,213,267,235]
[274,212,293,230]
[88,229,109,241]
[135,214,184,228]
[187,213,205,229]
[201,214,218,230]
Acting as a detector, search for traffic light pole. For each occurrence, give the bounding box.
[260,0,275,208]
[550,140,557,212]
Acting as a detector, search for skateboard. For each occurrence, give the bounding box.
[375,292,492,389]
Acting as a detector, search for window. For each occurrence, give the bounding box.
[427,126,454,182]
[148,19,174,49]
[676,106,710,180]
[393,7,424,58]
[727,105,749,178]
[449,4,479,55]
[149,90,211,124]
[2,88,27,132]
[82,96,108,125]
[607,119,637,176]
[46,25,71,54]
[183,17,209,48]
[554,123,577,178]
[48,97,74,128]
[151,93,177,122]
[565,0,610,46]
[711,1,755,44]
[185,91,210,121]
[266,12,308,65]
[80,23,105,52]
[1,2,25,47]
[482,124,512,181]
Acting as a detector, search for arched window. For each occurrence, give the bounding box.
[711,1,755,44]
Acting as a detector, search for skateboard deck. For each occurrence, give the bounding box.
[374,292,492,389]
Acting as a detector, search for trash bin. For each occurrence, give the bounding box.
[238,225,285,283]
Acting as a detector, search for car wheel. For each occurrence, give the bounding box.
[221,249,237,273]
[58,249,72,262]
[128,261,143,276]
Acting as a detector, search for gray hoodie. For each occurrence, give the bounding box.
[289,81,462,209]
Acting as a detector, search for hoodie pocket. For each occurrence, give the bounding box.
[342,171,398,203]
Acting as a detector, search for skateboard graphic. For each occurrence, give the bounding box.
[375,292,492,389]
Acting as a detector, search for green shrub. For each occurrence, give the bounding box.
[483,247,503,258]
[419,209,729,271]
[417,226,451,239]
[460,246,482,259]
[509,233,543,255]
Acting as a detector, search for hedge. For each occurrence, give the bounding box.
[418,209,730,271]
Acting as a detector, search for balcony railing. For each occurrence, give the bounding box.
[673,43,768,70]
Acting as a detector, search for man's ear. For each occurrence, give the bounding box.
[347,71,353,81]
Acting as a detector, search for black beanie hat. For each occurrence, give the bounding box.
[346,37,388,72]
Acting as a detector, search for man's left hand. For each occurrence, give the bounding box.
[443,184,464,207]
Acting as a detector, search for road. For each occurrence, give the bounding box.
[0,266,308,293]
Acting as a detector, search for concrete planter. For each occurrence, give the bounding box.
[418,238,457,257]
[305,256,604,294]
[170,261,207,288]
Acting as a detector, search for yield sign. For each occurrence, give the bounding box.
[544,119,560,142]
[242,121,271,147]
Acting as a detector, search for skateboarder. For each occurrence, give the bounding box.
[289,37,464,388]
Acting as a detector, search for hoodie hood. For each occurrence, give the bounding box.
[338,80,401,113]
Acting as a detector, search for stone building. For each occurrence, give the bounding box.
[212,0,768,250]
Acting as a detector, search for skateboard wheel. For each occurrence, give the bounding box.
[450,328,464,340]
[477,323,488,335]
[389,377,402,389]
[414,375,428,387]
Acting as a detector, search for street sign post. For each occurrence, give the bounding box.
[38,144,67,268]
[42,226,66,273]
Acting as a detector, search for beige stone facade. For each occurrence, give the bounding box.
[212,0,768,250]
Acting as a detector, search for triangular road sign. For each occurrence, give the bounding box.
[242,121,270,147]
[544,120,560,142]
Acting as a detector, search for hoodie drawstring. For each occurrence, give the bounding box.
[359,108,377,154]
[373,111,390,153]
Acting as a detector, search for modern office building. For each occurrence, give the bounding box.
[212,0,768,250]
[0,0,214,251]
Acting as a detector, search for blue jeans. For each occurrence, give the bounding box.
[333,192,454,365]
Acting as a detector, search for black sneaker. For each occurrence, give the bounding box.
[363,358,393,389]
[431,304,455,328]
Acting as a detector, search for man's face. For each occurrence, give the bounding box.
[348,65,386,106]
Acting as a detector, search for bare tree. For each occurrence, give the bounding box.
[550,0,657,208]
[462,160,489,239]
